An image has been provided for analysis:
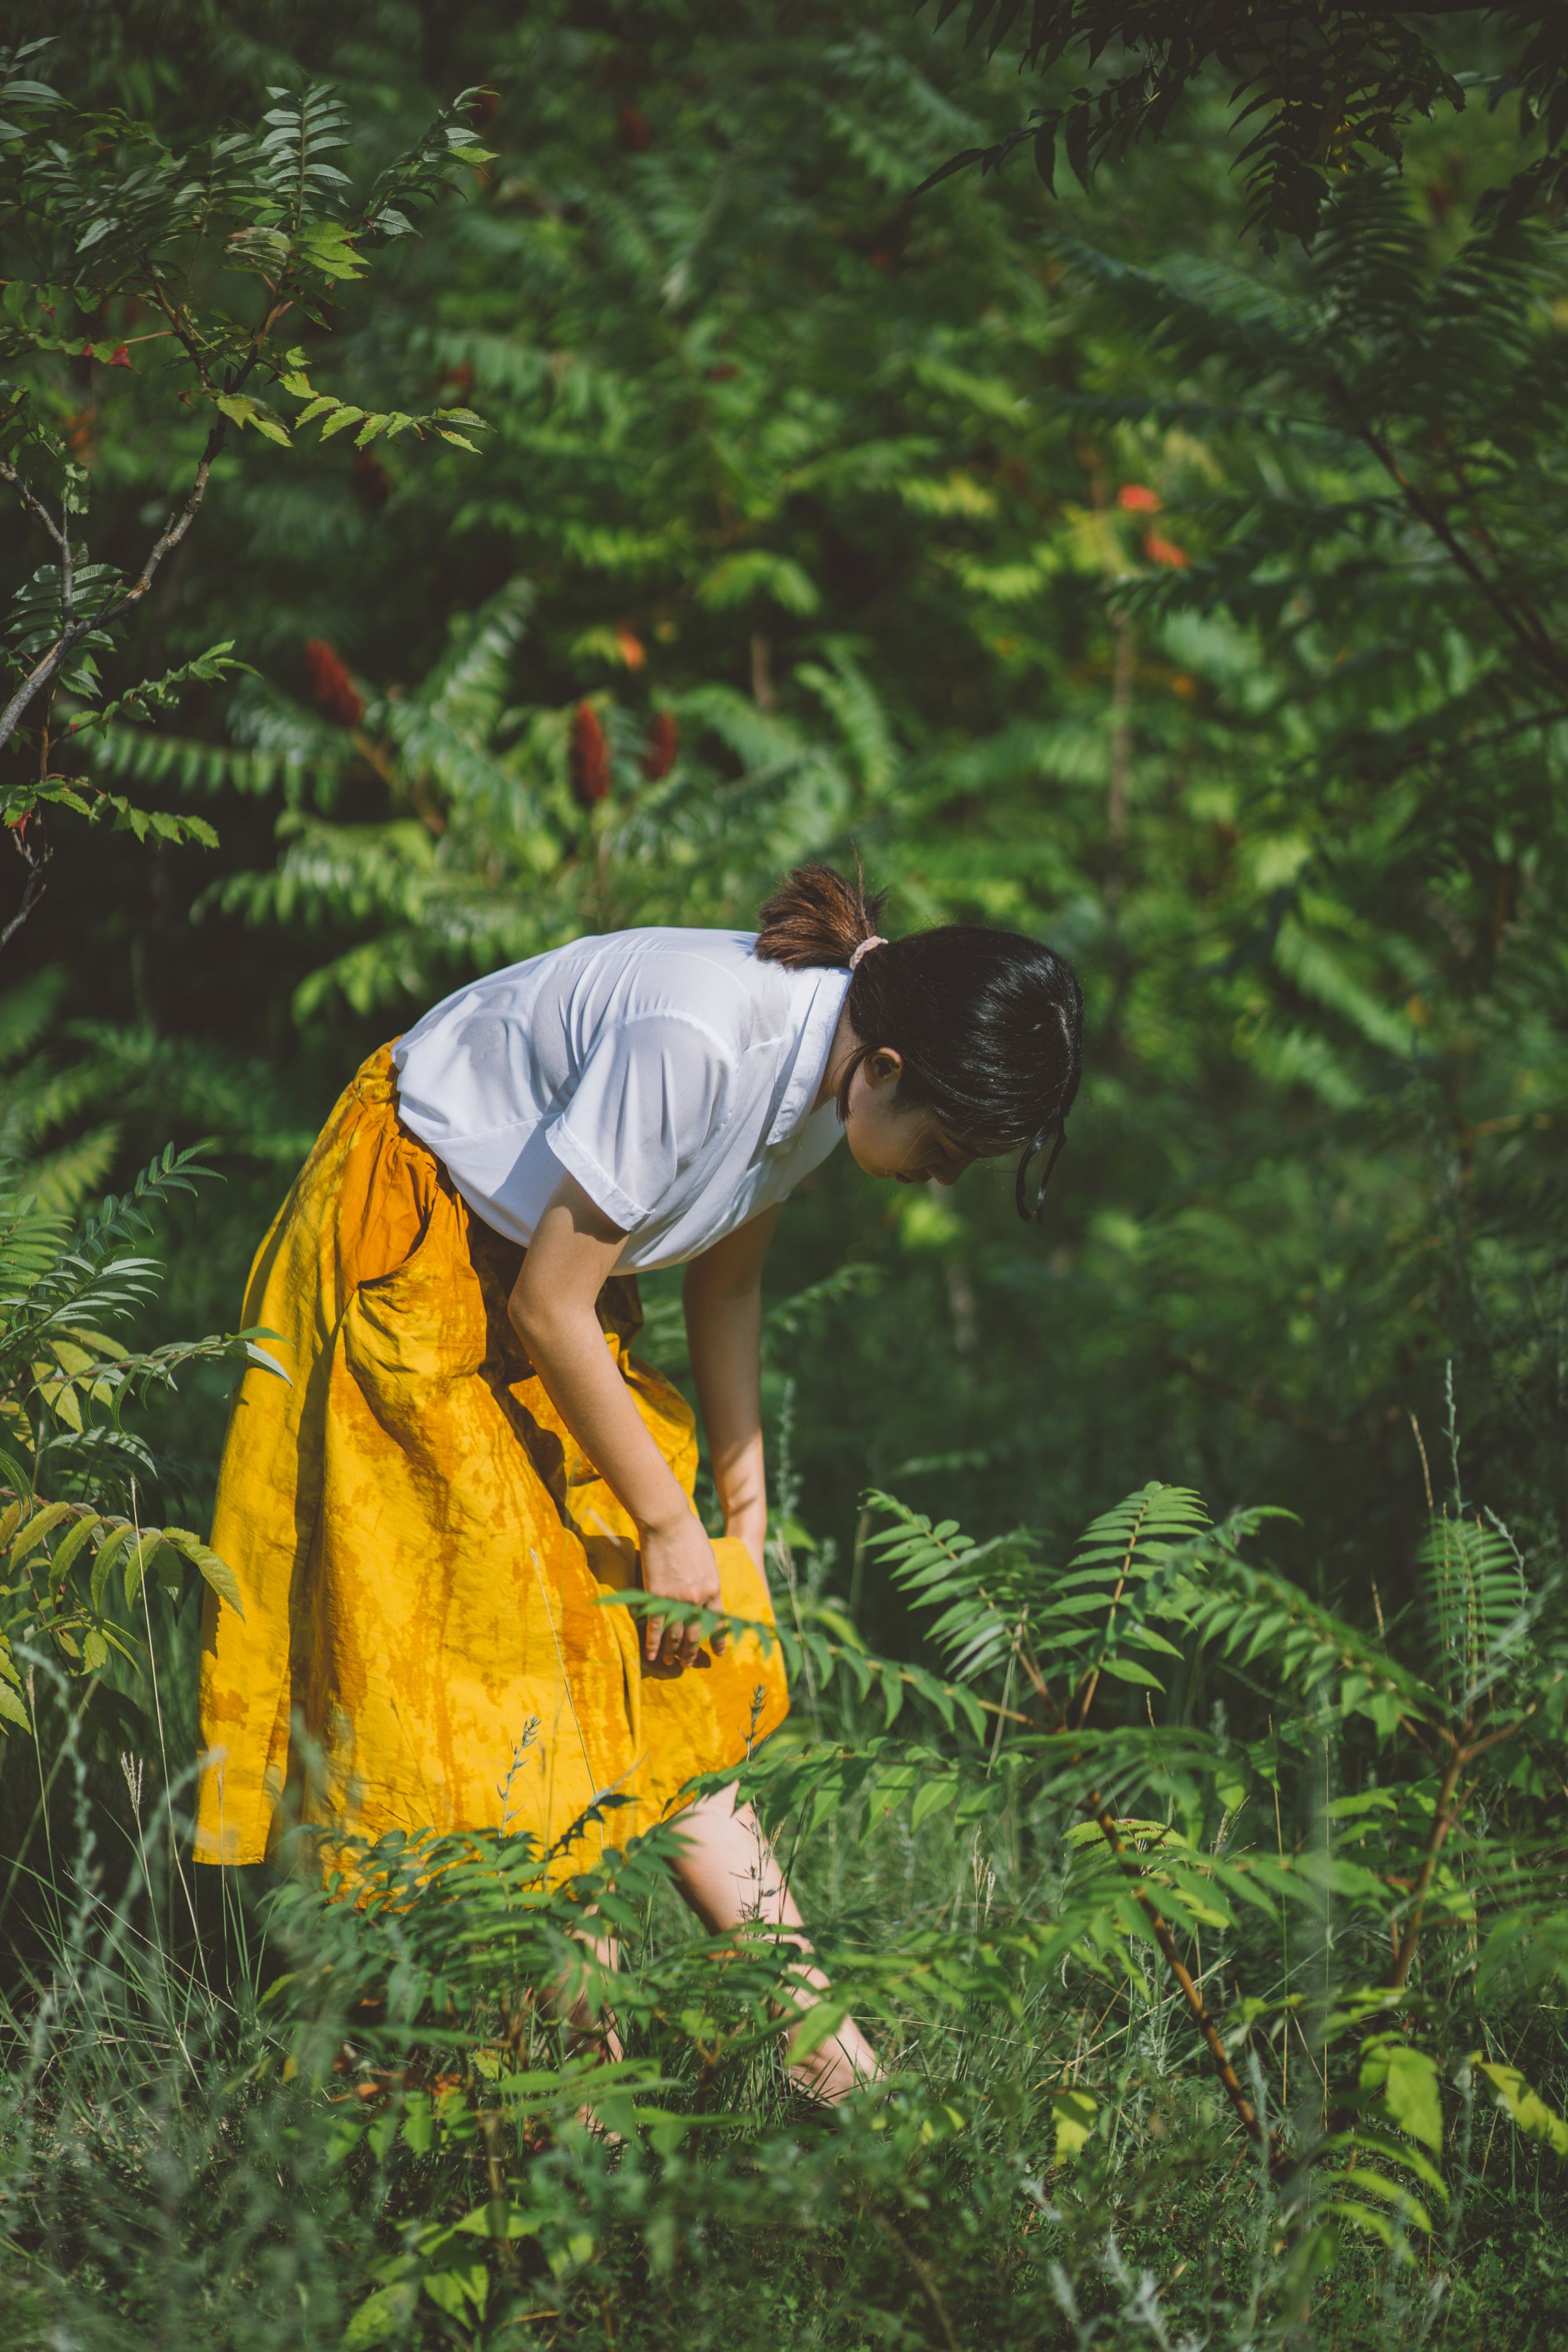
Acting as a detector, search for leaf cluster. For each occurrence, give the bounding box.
[0,1141,273,1726]
[920,2,1564,246]
[0,43,491,887]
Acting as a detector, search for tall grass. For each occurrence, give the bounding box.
[2,1167,1565,2347]
[4,1517,1566,2351]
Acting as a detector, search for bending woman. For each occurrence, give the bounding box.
[194,863,1083,2098]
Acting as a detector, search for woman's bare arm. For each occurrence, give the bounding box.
[510,1172,722,1668]
[682,1207,779,1575]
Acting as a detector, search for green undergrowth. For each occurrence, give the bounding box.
[3,1429,1566,2347]
[5,9,1568,2339]
[1,1164,1566,2350]
[2,1699,1566,2351]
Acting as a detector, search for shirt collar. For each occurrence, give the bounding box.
[764,965,851,1146]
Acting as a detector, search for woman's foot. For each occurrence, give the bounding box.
[786,2012,882,2105]
[667,1786,883,2106]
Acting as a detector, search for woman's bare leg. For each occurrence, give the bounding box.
[559,1926,621,2056]
[545,1923,625,2136]
[666,1782,881,2101]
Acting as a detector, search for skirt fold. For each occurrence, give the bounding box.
[195,1045,788,1872]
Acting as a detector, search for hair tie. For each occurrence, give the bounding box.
[848,934,886,972]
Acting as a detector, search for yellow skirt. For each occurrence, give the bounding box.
[194,1045,789,1873]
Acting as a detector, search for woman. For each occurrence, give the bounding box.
[195,863,1083,2098]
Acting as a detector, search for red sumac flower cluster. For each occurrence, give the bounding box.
[570,702,611,807]
[303,639,365,728]
[642,711,679,781]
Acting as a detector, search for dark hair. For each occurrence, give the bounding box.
[754,862,1084,1221]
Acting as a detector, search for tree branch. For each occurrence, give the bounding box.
[1069,1494,1147,1731]
[1387,1743,1467,1992]
[1335,389,1568,689]
[98,416,228,632]
[0,455,69,551]
[0,417,231,761]
[0,819,52,953]
[1089,1793,1282,2170]
[1004,1637,1282,2166]
[0,631,81,761]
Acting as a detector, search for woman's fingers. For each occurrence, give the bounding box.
[640,1513,725,1670]
[645,1609,716,1671]
[660,1607,703,1671]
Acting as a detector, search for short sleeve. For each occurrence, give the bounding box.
[545,1012,734,1232]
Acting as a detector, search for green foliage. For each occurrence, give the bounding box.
[62,1,1563,1619]
[0,41,489,912]
[844,1464,1568,2238]
[868,1477,1211,1695]
[1,2,1567,2344]
[5,1431,1567,2340]
[920,2,1566,244]
[0,1142,272,1726]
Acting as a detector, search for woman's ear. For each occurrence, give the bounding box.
[864,1048,905,1091]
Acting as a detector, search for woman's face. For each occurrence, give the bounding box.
[843,1049,977,1187]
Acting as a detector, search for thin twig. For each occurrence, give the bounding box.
[0,419,230,756]
[1387,1744,1467,1991]
[999,1631,1282,2165]
[1069,1494,1148,1731]
[1088,1794,1279,2167]
[0,455,69,548]
[98,418,229,631]
[0,824,52,953]
[1335,389,1568,689]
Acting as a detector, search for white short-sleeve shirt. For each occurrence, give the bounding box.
[390,929,850,1270]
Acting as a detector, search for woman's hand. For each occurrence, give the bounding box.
[512,1175,771,1677]
[639,1508,727,1670]
[514,1175,729,1677]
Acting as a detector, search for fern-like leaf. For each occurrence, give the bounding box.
[1419,1512,1533,1709]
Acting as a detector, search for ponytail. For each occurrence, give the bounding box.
[753,861,1084,1222]
[755,861,889,970]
